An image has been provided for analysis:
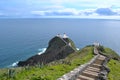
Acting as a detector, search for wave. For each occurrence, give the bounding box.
[8,61,18,68]
[8,47,77,68]
[76,48,79,50]
[11,61,18,67]
[7,48,47,68]
[38,48,47,55]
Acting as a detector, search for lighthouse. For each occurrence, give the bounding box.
[63,33,68,38]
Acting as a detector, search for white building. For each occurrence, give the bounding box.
[63,33,68,38]
[56,34,62,38]
[93,42,100,47]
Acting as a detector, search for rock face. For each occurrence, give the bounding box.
[18,36,76,66]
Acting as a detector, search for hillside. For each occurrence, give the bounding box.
[18,36,76,66]
[97,46,120,80]
[97,46,120,60]
[103,47,120,80]
[0,46,94,80]
[0,36,120,80]
[0,45,120,80]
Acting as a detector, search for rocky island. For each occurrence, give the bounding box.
[18,35,77,66]
[0,35,120,80]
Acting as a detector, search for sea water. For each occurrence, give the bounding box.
[0,18,120,68]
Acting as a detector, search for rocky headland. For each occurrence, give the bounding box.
[18,36,77,66]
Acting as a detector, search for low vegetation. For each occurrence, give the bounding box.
[1,45,119,80]
[102,47,120,80]
[0,46,94,80]
[98,46,119,60]
[107,59,120,80]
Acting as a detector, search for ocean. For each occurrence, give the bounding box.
[0,18,120,68]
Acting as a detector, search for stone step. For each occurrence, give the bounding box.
[93,63,102,67]
[94,60,103,64]
[83,70,99,75]
[87,67,100,71]
[98,56,106,60]
[91,64,102,68]
[81,71,99,79]
[77,75,95,80]
[84,69,99,73]
[100,55,105,57]
[76,55,106,80]
[97,58,105,61]
[90,65,100,68]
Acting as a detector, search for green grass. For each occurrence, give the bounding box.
[104,48,120,59]
[0,46,94,80]
[1,46,120,80]
[107,59,120,80]
[103,47,120,80]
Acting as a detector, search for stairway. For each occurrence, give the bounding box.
[76,55,106,80]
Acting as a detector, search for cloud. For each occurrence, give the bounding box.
[1,0,120,18]
[31,11,46,16]
[49,0,120,9]
[31,8,95,16]
[31,10,74,16]
[31,7,120,17]
[113,9,120,15]
[95,8,117,15]
[31,8,80,16]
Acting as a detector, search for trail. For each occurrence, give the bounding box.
[58,43,110,80]
[76,55,106,80]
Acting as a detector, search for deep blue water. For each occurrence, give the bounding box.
[0,18,120,68]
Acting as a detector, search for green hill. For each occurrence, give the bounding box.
[104,47,120,80]
[97,45,120,80]
[0,46,94,80]
[0,40,120,80]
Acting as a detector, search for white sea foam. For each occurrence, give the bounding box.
[76,48,79,50]
[12,61,18,67]
[7,48,81,68]
[8,61,18,68]
[38,48,47,55]
[7,48,47,68]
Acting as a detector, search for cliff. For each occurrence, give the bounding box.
[18,36,76,66]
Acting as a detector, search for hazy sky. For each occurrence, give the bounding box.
[0,0,120,18]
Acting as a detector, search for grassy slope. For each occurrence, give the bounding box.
[0,46,94,80]
[104,47,120,60]
[107,59,120,80]
[103,47,120,80]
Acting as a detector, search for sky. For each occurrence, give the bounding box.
[0,0,120,18]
